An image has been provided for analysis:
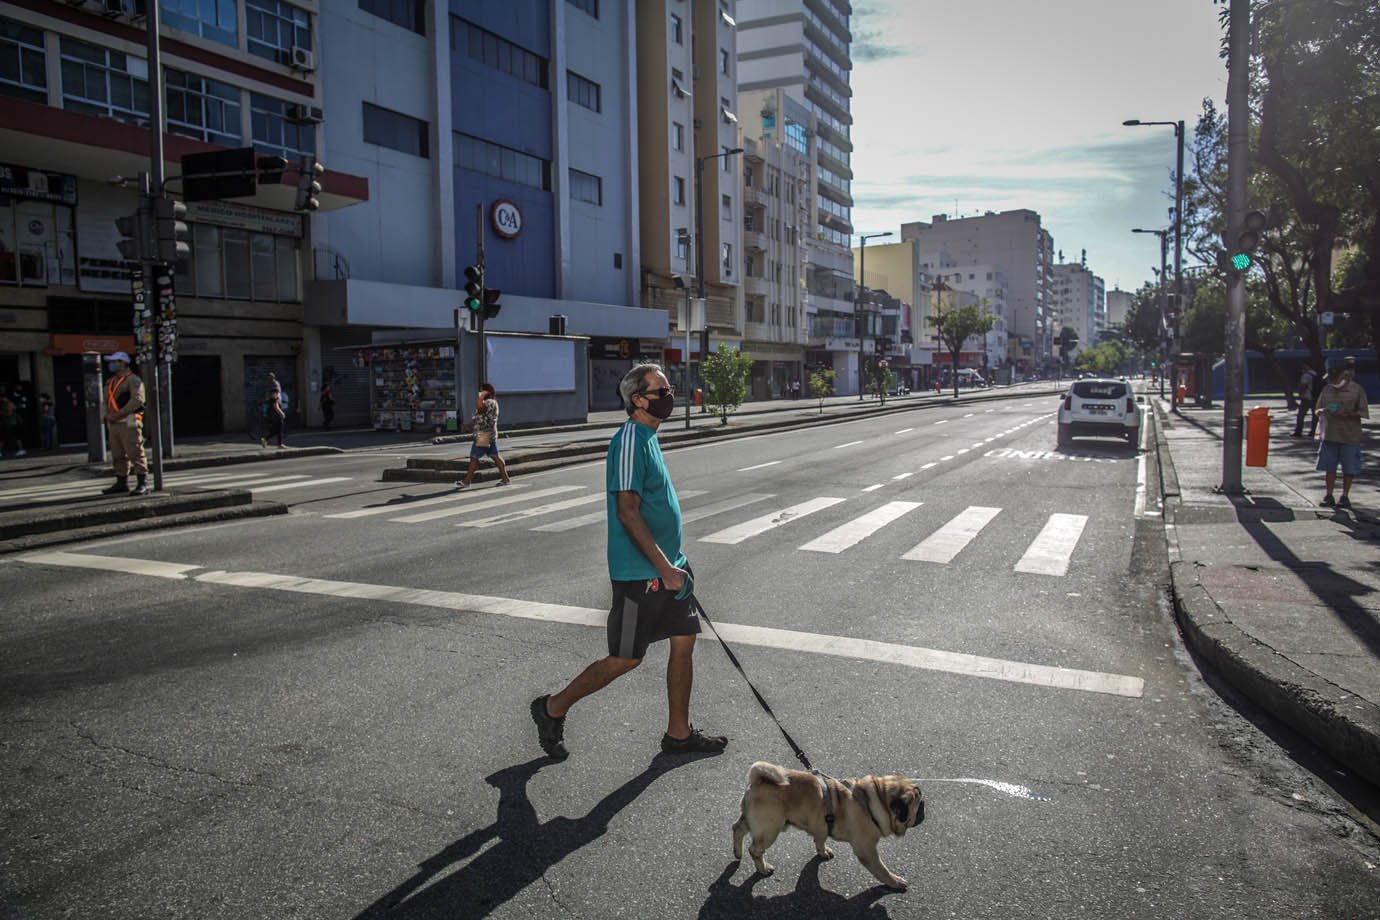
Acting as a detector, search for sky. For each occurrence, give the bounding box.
[848,0,1229,295]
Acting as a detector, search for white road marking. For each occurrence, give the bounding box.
[933,419,949,425]
[458,492,605,527]
[324,483,531,519]
[12,551,1143,697]
[680,492,773,526]
[861,484,885,492]
[699,497,845,545]
[957,448,970,454]
[1014,514,1089,576]
[799,501,921,554]
[391,486,583,523]
[895,428,914,434]
[963,413,975,418]
[940,455,955,462]
[250,477,353,493]
[1135,419,1157,518]
[903,506,1002,564]
[921,462,938,470]
[529,489,707,532]
[738,460,782,472]
[200,474,313,489]
[833,440,864,449]
[892,472,914,480]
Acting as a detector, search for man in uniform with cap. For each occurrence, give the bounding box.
[101,351,149,496]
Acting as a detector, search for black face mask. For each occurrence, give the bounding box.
[643,393,676,420]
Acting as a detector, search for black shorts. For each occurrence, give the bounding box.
[607,571,701,660]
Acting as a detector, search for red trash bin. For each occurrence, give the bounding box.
[1246,406,1271,466]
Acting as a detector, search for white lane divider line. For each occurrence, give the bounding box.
[892,472,914,480]
[963,413,975,418]
[895,428,914,434]
[738,460,782,472]
[933,419,949,425]
[1014,513,1089,576]
[530,490,707,532]
[833,440,864,450]
[902,506,1002,564]
[325,483,530,520]
[12,552,1144,697]
[940,455,955,462]
[921,462,938,470]
[800,501,921,554]
[861,484,885,493]
[391,485,584,524]
[251,477,353,493]
[699,497,844,545]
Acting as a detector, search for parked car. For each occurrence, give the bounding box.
[1057,378,1142,447]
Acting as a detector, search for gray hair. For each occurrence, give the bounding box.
[619,363,664,412]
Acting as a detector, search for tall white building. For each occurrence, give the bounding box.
[737,0,859,390]
[1052,259,1106,351]
[1106,288,1133,328]
[902,210,1056,373]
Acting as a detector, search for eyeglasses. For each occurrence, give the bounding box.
[638,386,674,399]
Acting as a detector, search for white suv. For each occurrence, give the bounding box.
[1057,378,1142,447]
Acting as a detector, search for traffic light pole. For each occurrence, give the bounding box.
[141,3,167,489]
[475,203,487,388]
[1220,0,1249,494]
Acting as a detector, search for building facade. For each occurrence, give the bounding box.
[902,209,1056,373]
[1051,258,1106,353]
[1105,287,1133,329]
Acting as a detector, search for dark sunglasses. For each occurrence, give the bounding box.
[638,386,674,399]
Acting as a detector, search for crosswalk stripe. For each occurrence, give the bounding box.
[390,485,583,523]
[902,506,1002,564]
[324,483,530,519]
[861,484,884,492]
[529,490,708,533]
[250,476,353,493]
[799,501,921,554]
[680,492,773,526]
[194,473,312,489]
[1014,513,1088,576]
[698,497,844,545]
[458,492,605,527]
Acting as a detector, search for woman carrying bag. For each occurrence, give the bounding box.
[455,382,512,489]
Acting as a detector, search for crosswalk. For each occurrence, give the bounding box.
[0,469,355,507]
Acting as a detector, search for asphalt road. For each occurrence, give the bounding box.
[3,393,1378,919]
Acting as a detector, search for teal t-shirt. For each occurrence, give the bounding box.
[606,419,685,580]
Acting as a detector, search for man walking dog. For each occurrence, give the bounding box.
[530,363,727,760]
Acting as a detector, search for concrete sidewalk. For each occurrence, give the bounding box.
[1154,397,1380,787]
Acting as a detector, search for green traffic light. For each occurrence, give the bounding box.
[1230,253,1252,271]
[465,297,482,312]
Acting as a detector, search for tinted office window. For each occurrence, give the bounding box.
[363,102,429,157]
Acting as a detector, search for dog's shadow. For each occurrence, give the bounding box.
[352,752,708,919]
[696,858,900,918]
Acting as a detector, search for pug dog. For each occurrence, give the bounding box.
[732,761,925,890]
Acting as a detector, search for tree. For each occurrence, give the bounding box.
[927,305,996,398]
[700,346,753,425]
[808,366,836,414]
[1057,325,1080,369]
[1074,340,1130,376]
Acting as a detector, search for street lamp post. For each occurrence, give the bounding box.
[694,147,743,425]
[856,231,893,400]
[1124,118,1185,408]
[1132,228,1170,400]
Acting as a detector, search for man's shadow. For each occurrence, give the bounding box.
[695,858,898,919]
[353,752,711,919]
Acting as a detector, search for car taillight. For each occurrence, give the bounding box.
[1064,394,1072,411]
[1126,397,1134,413]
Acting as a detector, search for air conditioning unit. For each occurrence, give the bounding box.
[287,103,324,124]
[290,46,316,71]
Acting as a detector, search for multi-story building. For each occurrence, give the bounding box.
[0,0,369,444]
[317,0,665,418]
[635,0,742,396]
[1051,257,1106,352]
[851,238,934,390]
[902,209,1057,373]
[738,128,808,399]
[1105,287,1133,329]
[737,0,858,391]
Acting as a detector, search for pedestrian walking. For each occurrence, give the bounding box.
[530,363,727,760]
[39,392,57,450]
[99,352,148,494]
[0,397,24,458]
[1314,358,1369,510]
[454,382,511,489]
[319,384,335,430]
[1292,363,1318,438]
[259,372,285,449]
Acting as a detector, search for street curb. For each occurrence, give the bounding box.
[0,498,287,554]
[1169,559,1380,788]
[1154,403,1380,788]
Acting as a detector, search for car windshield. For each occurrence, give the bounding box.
[1072,381,1127,399]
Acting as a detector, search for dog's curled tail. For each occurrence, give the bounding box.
[748,761,789,786]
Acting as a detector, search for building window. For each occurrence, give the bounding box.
[181,224,299,302]
[720,48,730,75]
[456,132,549,190]
[453,18,548,89]
[0,17,46,104]
[670,13,683,44]
[721,194,732,220]
[722,242,733,277]
[60,37,149,124]
[566,0,598,18]
[723,146,734,171]
[251,93,317,160]
[359,0,424,34]
[672,121,684,151]
[567,70,601,112]
[161,0,237,48]
[166,70,241,147]
[363,102,429,157]
[673,176,685,206]
[569,168,602,205]
[246,0,312,65]
[675,229,689,261]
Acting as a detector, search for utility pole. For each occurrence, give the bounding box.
[1220,0,1249,493]
[1173,119,1185,412]
[142,4,167,490]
